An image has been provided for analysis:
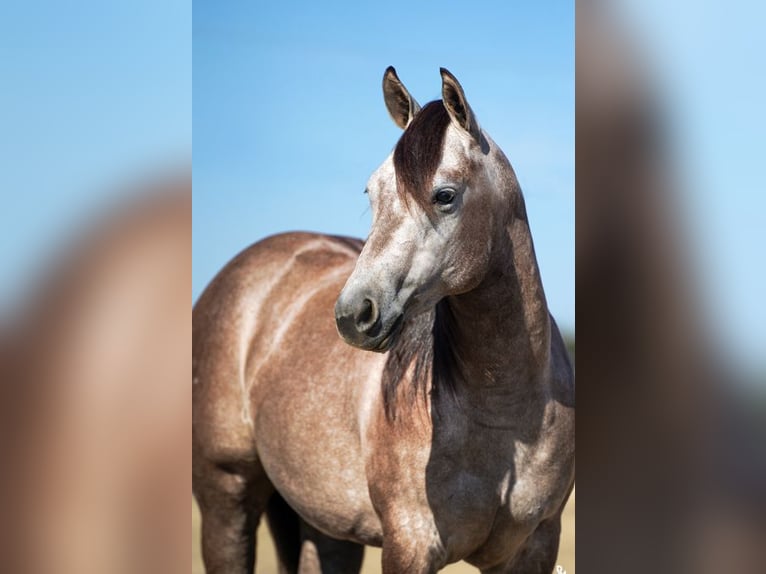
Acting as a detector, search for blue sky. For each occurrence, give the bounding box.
[0,1,191,311]
[193,1,575,334]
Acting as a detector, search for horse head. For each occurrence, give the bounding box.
[335,67,522,352]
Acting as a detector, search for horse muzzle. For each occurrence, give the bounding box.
[334,293,403,352]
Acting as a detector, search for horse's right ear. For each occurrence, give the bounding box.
[383,66,421,130]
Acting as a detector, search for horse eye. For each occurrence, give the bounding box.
[434,188,455,205]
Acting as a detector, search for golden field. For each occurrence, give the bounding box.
[192,490,574,573]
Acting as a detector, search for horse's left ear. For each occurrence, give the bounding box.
[440,68,482,143]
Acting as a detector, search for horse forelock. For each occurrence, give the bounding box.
[382,299,460,421]
[393,100,452,210]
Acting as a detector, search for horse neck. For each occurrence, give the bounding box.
[440,202,552,400]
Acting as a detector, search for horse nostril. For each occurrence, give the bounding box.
[355,297,380,333]
[357,298,374,323]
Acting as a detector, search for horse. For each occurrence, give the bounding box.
[192,67,574,574]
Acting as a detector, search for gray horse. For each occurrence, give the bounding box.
[192,67,574,573]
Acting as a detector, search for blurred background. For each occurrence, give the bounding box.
[2,0,764,573]
[0,1,190,573]
[0,0,190,315]
[577,0,766,572]
[612,0,766,384]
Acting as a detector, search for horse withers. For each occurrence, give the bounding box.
[192,67,574,574]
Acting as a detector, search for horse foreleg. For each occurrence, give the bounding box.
[265,492,365,574]
[265,492,302,573]
[481,516,562,574]
[194,462,273,574]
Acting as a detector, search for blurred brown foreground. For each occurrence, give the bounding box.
[577,1,765,573]
[0,176,191,574]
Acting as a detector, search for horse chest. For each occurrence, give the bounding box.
[366,381,573,565]
[409,422,565,562]
[434,461,537,544]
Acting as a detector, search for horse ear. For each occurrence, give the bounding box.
[440,68,482,142]
[383,66,421,130]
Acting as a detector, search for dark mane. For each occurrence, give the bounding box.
[382,299,460,421]
[393,100,451,209]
